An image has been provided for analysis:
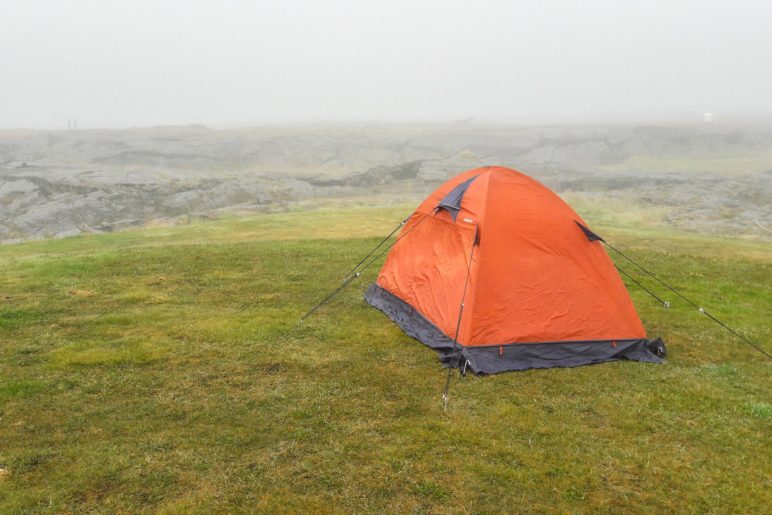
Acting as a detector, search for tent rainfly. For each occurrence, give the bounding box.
[364,165,666,374]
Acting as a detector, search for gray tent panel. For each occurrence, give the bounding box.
[364,283,664,374]
[437,175,479,221]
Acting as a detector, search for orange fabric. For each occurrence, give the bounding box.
[375,166,646,346]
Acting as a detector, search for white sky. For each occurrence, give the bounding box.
[1,0,771,128]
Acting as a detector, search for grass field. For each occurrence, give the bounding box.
[598,150,772,176]
[0,206,770,512]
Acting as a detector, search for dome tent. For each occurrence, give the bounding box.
[364,166,666,374]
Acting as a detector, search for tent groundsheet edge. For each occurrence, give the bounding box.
[364,282,665,374]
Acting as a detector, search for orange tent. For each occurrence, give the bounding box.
[365,166,665,373]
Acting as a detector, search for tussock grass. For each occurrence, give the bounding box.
[0,206,770,512]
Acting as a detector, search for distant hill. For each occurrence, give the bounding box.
[1,122,771,242]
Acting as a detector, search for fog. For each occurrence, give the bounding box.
[1,0,771,129]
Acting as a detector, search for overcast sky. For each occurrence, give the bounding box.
[1,0,771,129]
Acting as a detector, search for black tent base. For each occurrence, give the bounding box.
[364,283,665,375]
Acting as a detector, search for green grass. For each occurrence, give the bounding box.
[0,206,770,512]
[599,150,772,176]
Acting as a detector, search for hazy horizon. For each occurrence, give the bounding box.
[2,0,771,130]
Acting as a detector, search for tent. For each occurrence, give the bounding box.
[364,165,666,374]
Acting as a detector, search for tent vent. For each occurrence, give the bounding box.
[438,175,479,221]
[575,221,605,242]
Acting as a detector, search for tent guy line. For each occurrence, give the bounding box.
[603,241,771,360]
[342,217,409,282]
[615,264,671,308]
[442,225,478,411]
[298,207,437,325]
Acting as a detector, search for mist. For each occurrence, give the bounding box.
[1,0,771,129]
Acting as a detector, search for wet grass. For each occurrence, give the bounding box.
[599,150,772,176]
[0,206,770,512]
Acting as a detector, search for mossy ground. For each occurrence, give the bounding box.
[0,206,770,512]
